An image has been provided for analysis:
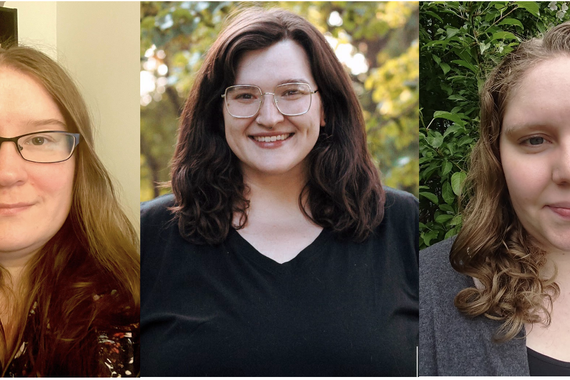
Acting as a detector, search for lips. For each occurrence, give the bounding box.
[546,204,570,218]
[0,202,34,215]
[249,133,294,143]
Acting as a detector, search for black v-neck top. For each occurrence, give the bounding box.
[528,347,570,376]
[140,188,418,376]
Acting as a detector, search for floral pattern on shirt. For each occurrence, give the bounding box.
[2,297,139,377]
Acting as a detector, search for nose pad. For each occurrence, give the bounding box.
[256,94,284,127]
[0,140,28,186]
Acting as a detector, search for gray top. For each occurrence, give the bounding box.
[419,237,529,376]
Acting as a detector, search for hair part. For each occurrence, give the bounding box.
[450,21,570,342]
[0,46,139,375]
[170,7,385,245]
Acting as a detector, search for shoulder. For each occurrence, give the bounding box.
[141,193,176,225]
[383,186,418,214]
[380,187,418,230]
[420,238,456,281]
[419,238,529,375]
[374,187,418,256]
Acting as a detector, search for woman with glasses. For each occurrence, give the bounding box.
[0,46,139,376]
[420,22,570,376]
[141,7,418,376]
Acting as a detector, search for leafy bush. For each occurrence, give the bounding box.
[419,1,570,249]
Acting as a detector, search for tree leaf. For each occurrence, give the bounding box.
[420,191,439,204]
[491,31,519,41]
[433,110,465,125]
[451,59,478,74]
[498,18,524,28]
[442,161,453,176]
[451,171,467,196]
[442,181,455,205]
[516,1,540,17]
[446,27,460,38]
[435,214,454,224]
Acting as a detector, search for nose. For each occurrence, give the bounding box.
[552,139,570,185]
[0,140,28,187]
[255,93,284,128]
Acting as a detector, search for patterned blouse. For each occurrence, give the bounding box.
[1,295,139,377]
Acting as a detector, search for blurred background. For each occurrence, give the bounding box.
[140,1,419,202]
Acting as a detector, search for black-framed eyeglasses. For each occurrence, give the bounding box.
[221,82,319,118]
[0,131,81,163]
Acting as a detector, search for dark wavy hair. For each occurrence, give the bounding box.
[170,7,385,245]
[0,46,139,375]
[450,21,570,342]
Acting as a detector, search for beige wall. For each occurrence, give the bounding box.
[4,1,140,231]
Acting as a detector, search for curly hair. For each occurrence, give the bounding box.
[0,46,139,375]
[170,7,385,245]
[450,21,570,342]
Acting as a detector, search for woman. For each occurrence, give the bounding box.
[420,21,570,376]
[141,7,418,376]
[0,46,139,376]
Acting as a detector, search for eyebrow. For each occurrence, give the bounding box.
[502,123,555,138]
[277,78,310,85]
[26,118,67,130]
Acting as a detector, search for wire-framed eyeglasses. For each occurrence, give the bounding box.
[222,82,319,118]
[0,131,81,163]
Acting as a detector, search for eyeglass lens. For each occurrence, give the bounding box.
[225,83,313,117]
[15,132,78,163]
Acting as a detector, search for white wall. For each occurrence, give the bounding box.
[4,1,140,232]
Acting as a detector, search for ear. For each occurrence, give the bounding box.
[320,107,326,127]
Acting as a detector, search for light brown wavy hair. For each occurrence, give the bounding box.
[450,21,570,342]
[171,7,385,245]
[0,46,139,375]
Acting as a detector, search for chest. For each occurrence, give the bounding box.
[141,230,418,376]
[525,290,570,362]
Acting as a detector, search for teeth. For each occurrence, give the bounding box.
[253,134,290,143]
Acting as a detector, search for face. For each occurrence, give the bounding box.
[222,40,325,180]
[500,56,570,254]
[0,66,75,265]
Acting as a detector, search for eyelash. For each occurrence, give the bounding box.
[522,136,546,146]
[518,135,554,150]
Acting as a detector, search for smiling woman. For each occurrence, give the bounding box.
[141,6,418,377]
[0,46,139,377]
[420,21,570,376]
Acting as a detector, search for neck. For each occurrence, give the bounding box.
[242,165,309,206]
[0,248,37,293]
[235,165,312,227]
[543,249,570,288]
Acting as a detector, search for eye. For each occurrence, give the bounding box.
[31,137,48,145]
[236,93,255,100]
[282,89,301,97]
[523,136,546,146]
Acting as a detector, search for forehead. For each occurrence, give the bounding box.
[503,56,570,128]
[0,66,65,134]
[234,40,315,86]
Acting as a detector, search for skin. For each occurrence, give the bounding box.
[501,56,570,361]
[222,40,325,263]
[0,66,75,280]
[222,39,325,183]
[501,56,570,256]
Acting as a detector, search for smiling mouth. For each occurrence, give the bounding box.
[0,203,33,215]
[547,205,570,218]
[250,133,293,143]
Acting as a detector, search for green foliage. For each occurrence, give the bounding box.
[140,1,419,201]
[419,1,570,249]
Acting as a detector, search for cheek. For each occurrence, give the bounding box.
[31,161,75,211]
[502,153,547,209]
